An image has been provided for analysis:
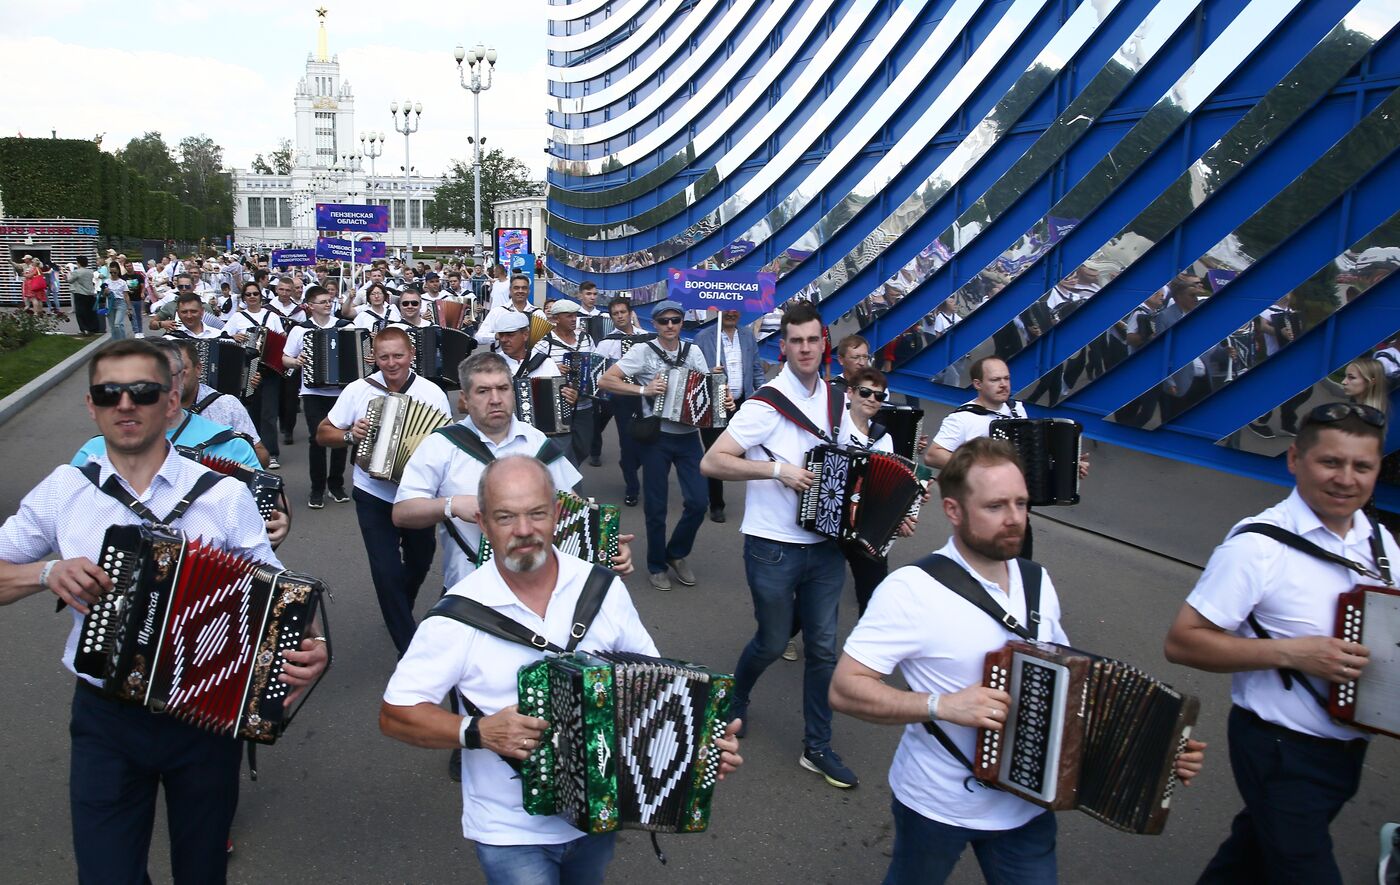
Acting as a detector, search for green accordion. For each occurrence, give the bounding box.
[477,491,620,567]
[518,652,734,834]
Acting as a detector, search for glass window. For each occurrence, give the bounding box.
[410,200,423,228]
[248,198,262,227]
[392,199,406,227]
[279,198,292,228]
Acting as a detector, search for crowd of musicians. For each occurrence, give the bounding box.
[0,250,1396,885]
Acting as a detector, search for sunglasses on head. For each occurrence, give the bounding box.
[1309,401,1386,428]
[90,381,169,407]
[855,386,888,402]
[654,315,684,326]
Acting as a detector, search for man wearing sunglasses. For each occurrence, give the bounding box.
[393,292,433,329]
[0,338,323,883]
[1166,402,1397,884]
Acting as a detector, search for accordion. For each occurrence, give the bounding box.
[355,393,452,483]
[976,640,1199,834]
[477,491,620,567]
[194,339,254,398]
[989,417,1082,506]
[656,369,728,428]
[519,651,732,833]
[302,327,371,388]
[75,523,330,744]
[434,298,480,332]
[174,445,284,519]
[559,352,614,399]
[407,326,477,388]
[876,404,925,462]
[528,312,554,349]
[1330,584,1400,738]
[515,375,573,435]
[247,326,289,375]
[580,315,613,344]
[798,445,923,556]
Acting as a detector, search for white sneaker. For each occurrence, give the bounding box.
[782,639,799,661]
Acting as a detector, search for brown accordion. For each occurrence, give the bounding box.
[515,375,573,435]
[1330,584,1400,738]
[656,369,728,428]
[355,393,453,482]
[74,523,331,744]
[976,640,1199,834]
[798,445,923,556]
[302,327,371,388]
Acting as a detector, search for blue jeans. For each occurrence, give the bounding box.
[474,832,617,885]
[884,798,1057,885]
[352,488,437,656]
[733,535,845,751]
[640,430,708,574]
[107,295,131,340]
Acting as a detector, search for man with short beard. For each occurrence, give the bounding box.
[831,438,1204,882]
[379,455,742,882]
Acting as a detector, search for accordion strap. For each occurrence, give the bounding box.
[78,460,229,526]
[425,564,614,655]
[750,382,842,444]
[191,391,223,415]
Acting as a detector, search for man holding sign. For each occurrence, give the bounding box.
[696,309,763,523]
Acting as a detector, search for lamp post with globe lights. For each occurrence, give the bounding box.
[391,101,422,258]
[454,43,497,267]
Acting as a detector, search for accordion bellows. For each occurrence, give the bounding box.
[476,491,620,567]
[798,445,923,556]
[559,352,614,399]
[75,524,328,744]
[518,652,733,834]
[175,445,283,519]
[355,393,452,482]
[515,375,573,435]
[975,640,1199,834]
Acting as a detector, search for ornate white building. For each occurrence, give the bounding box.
[230,11,470,251]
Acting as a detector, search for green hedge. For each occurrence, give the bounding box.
[0,137,223,241]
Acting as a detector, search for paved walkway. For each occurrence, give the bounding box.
[0,364,1392,883]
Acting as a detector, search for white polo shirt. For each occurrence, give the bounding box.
[725,365,839,544]
[839,410,894,453]
[394,416,582,589]
[221,308,286,339]
[326,372,452,502]
[844,538,1066,830]
[1186,489,1397,740]
[382,552,659,845]
[931,399,1023,453]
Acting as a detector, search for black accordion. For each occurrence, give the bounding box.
[989,417,1082,506]
[302,327,371,388]
[656,369,728,428]
[175,445,284,519]
[876,404,925,461]
[518,652,732,833]
[559,352,614,399]
[75,524,331,744]
[515,375,573,435]
[407,326,477,389]
[976,640,1199,834]
[1330,584,1400,738]
[476,491,621,567]
[798,445,923,556]
[355,393,453,482]
[194,339,253,398]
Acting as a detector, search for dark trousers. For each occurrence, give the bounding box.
[590,399,612,458]
[279,373,301,438]
[640,430,708,574]
[1198,706,1368,885]
[302,394,347,495]
[353,489,437,656]
[700,394,744,510]
[840,540,889,617]
[565,404,596,467]
[70,681,241,885]
[74,292,102,334]
[884,798,1057,885]
[608,396,643,498]
[244,377,281,457]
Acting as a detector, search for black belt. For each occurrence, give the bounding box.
[1234,705,1365,749]
[748,534,838,550]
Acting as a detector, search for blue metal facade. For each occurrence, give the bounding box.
[545,0,1400,506]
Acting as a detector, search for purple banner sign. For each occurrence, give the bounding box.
[666,267,776,320]
[315,203,389,233]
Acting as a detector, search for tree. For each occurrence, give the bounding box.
[427,148,542,233]
[178,135,223,205]
[250,139,293,176]
[250,155,274,174]
[116,132,180,194]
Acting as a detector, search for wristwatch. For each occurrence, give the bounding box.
[460,716,482,750]
[343,429,355,447]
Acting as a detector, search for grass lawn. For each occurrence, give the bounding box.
[0,335,97,400]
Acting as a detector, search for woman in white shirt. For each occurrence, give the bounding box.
[351,282,401,333]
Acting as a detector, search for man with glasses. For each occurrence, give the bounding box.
[592,297,653,506]
[393,292,433,329]
[830,334,873,393]
[602,299,723,591]
[150,273,213,333]
[532,300,596,467]
[1166,402,1397,885]
[0,338,322,883]
[282,285,353,509]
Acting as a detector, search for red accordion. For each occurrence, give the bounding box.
[1330,584,1400,738]
[797,444,923,556]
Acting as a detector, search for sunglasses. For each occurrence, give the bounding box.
[1309,402,1386,428]
[400,301,420,307]
[177,284,193,290]
[855,386,888,402]
[90,381,169,407]
[654,316,684,326]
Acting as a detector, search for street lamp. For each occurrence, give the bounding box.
[360,131,384,186]
[391,101,422,258]
[455,42,497,267]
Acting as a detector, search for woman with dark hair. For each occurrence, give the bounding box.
[351,282,400,332]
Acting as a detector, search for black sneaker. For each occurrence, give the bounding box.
[308,492,325,509]
[800,748,859,789]
[624,494,639,507]
[588,454,603,467]
[282,432,294,445]
[327,488,350,503]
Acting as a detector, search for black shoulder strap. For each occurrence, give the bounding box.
[954,403,996,416]
[433,424,495,465]
[1231,522,1392,584]
[424,564,613,654]
[78,460,228,525]
[191,391,223,415]
[536,439,567,464]
[516,353,548,379]
[192,427,243,451]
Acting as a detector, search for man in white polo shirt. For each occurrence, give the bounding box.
[923,356,1024,469]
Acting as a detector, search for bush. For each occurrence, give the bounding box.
[0,139,101,218]
[0,309,63,353]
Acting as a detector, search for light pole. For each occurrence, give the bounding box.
[454,42,497,267]
[391,101,422,259]
[360,131,384,186]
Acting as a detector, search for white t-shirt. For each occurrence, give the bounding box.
[1186,489,1397,740]
[393,417,582,589]
[352,306,401,332]
[931,399,1023,453]
[326,372,452,502]
[382,553,659,845]
[488,279,511,310]
[844,538,1066,830]
[839,410,894,453]
[222,308,286,339]
[724,365,840,544]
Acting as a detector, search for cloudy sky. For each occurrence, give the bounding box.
[0,0,552,177]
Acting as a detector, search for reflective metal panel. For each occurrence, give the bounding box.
[550,0,617,24]
[549,0,858,206]
[549,0,656,52]
[549,0,689,83]
[1045,89,1400,424]
[552,0,746,116]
